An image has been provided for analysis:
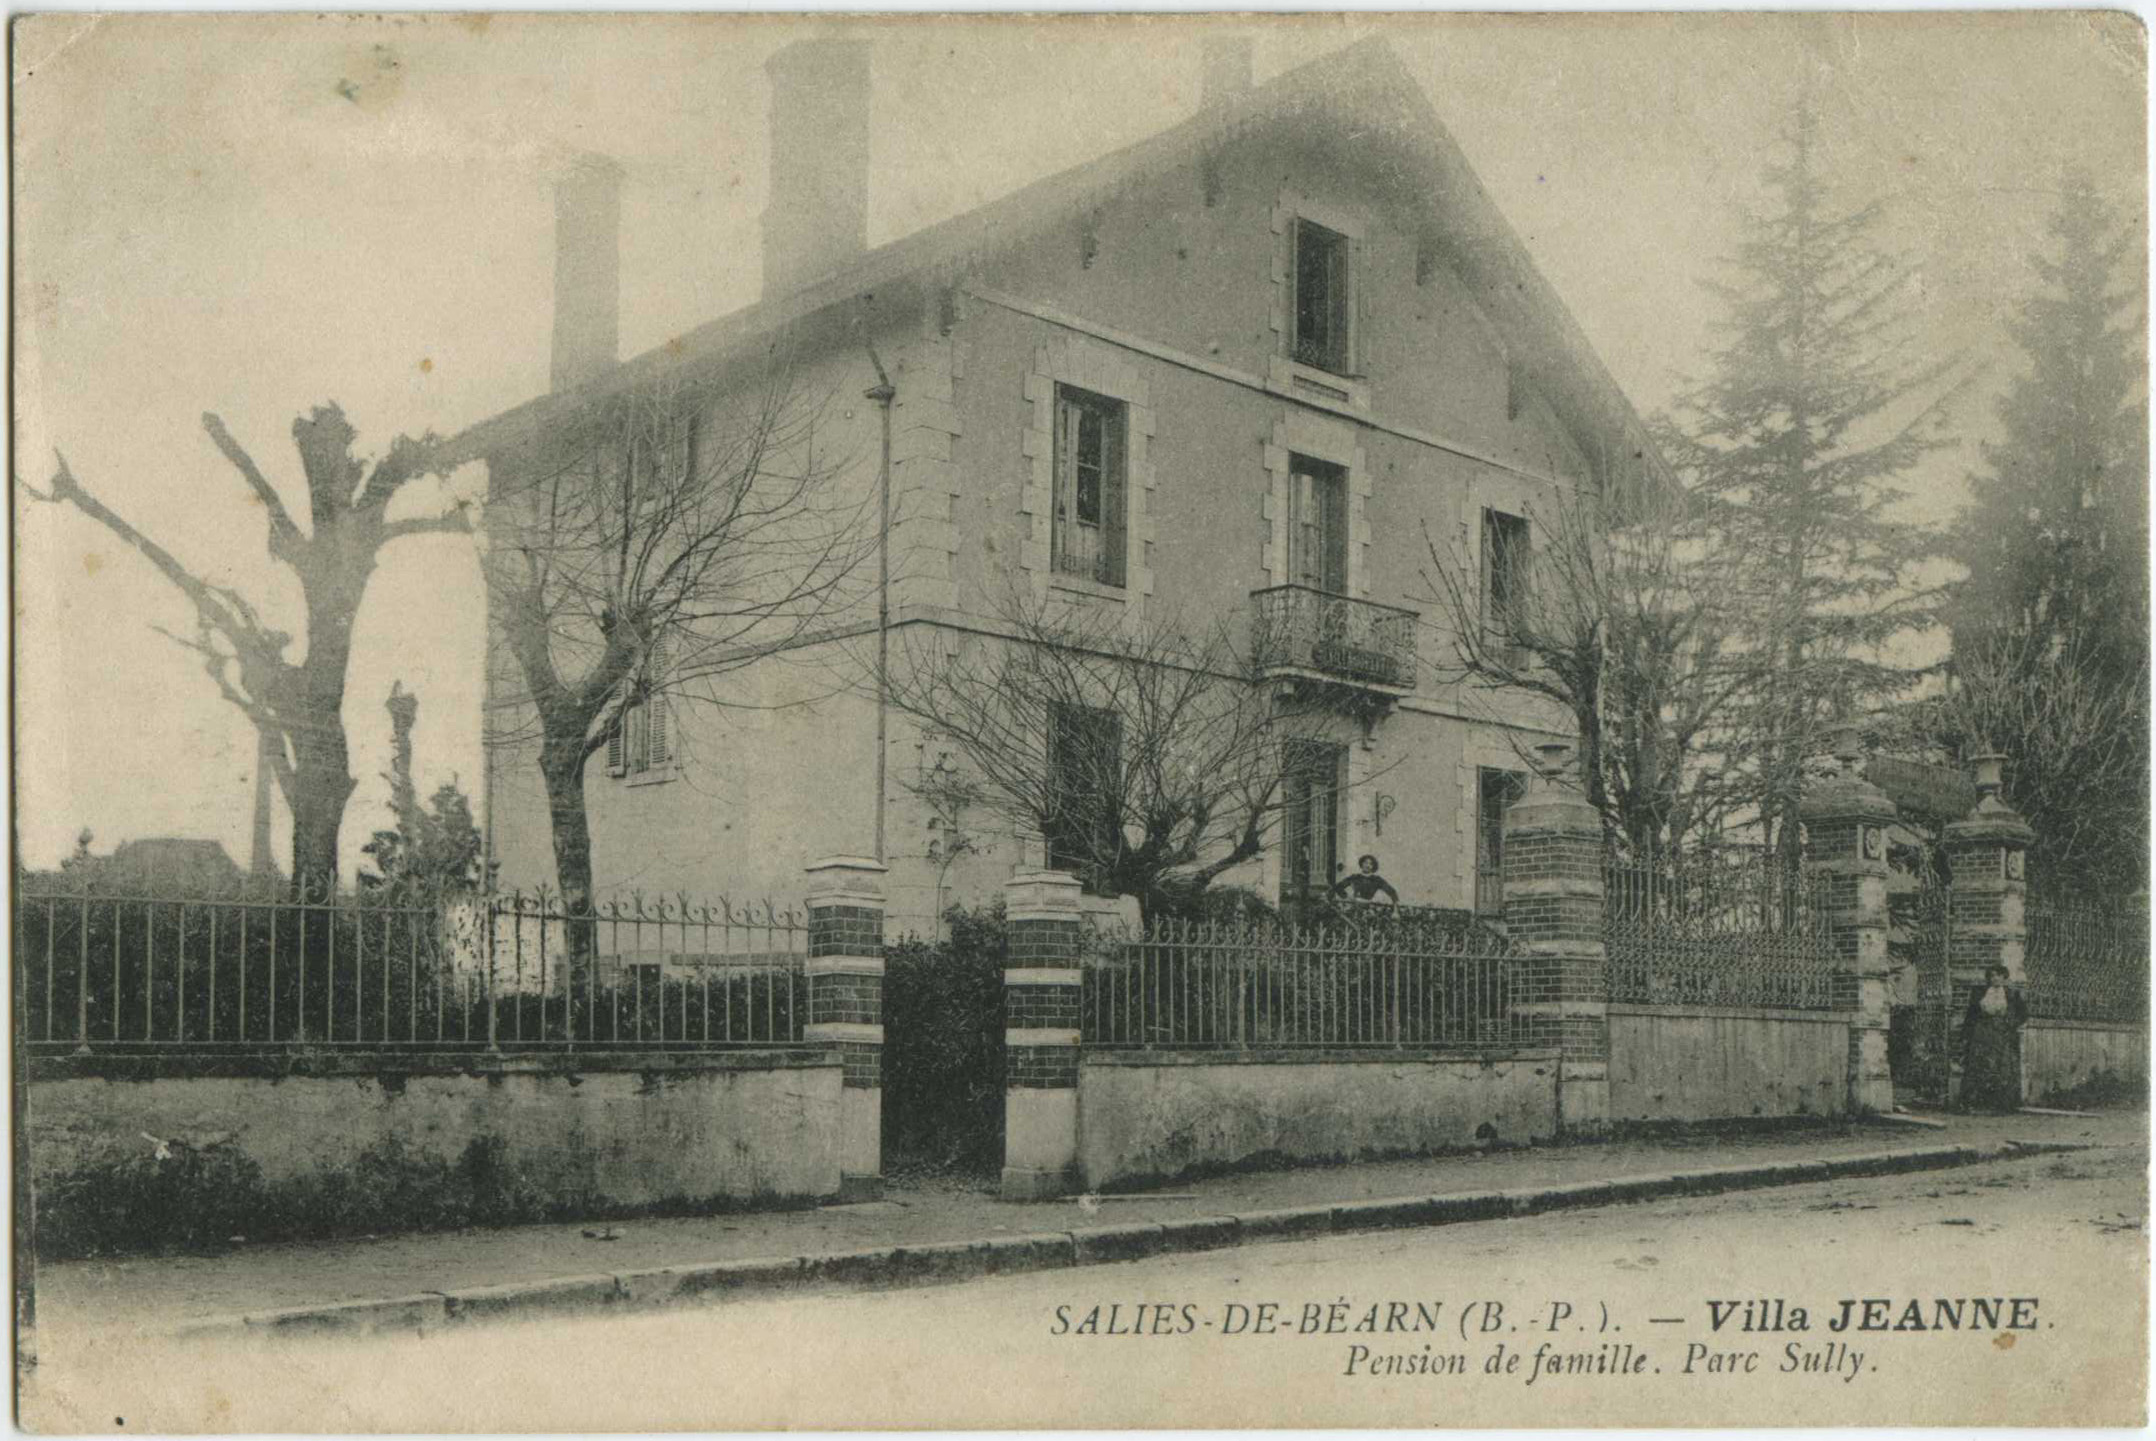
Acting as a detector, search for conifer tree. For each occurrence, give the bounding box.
[1666,99,1961,869]
[1937,172,2149,891]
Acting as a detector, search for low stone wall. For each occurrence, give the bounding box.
[1607,1006,1851,1123]
[25,1050,842,1257]
[1074,1050,1559,1191]
[2024,1020,2148,1102]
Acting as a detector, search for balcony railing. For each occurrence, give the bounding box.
[1251,585,1418,692]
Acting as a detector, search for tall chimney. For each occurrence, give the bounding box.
[550,153,623,393]
[762,39,872,300]
[1200,36,1253,109]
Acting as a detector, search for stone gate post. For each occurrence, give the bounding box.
[1502,740,1608,1136]
[1000,869,1086,1200]
[1942,753,2034,1101]
[805,856,888,1203]
[1797,729,1898,1116]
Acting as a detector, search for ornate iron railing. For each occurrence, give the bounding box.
[1603,856,1840,1010]
[1250,585,1418,691]
[1082,911,1516,1049]
[2025,896,2148,1025]
[14,873,807,1054]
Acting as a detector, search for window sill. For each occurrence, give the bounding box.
[1268,355,1371,414]
[1047,573,1130,603]
[622,765,680,788]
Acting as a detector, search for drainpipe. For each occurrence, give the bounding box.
[864,343,896,865]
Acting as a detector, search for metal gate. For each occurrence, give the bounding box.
[1896,870,1954,1105]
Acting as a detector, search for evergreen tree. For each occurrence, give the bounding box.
[1667,98,1961,868]
[1938,172,2149,892]
[1946,170,2148,674]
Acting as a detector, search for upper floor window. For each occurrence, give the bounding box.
[608,635,672,780]
[1052,385,1128,589]
[1292,219,1352,376]
[1288,456,1348,595]
[1481,509,1531,647]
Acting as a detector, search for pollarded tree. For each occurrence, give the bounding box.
[1666,98,1965,871]
[883,590,1356,924]
[482,354,874,947]
[1420,468,1771,859]
[26,407,466,896]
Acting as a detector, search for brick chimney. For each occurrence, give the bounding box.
[762,38,872,300]
[1200,36,1253,109]
[550,153,623,393]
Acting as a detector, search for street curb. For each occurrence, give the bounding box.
[170,1138,2096,1342]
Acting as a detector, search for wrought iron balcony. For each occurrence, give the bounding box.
[1250,585,1418,694]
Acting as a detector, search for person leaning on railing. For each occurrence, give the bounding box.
[1330,854,1399,907]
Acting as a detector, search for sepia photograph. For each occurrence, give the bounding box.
[10,10,2150,1430]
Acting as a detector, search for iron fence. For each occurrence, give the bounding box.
[1082,912,1516,1049]
[2025,896,2148,1025]
[15,875,807,1054]
[1603,855,1840,1010]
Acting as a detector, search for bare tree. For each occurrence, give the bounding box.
[1891,631,2149,895]
[1420,478,1779,858]
[884,590,1357,923]
[482,353,873,945]
[25,406,466,895]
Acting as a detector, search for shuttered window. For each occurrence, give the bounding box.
[1287,456,1348,595]
[614,634,673,779]
[1280,740,1346,904]
[1051,385,1128,589]
[1292,219,1353,375]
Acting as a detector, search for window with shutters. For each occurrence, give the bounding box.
[1044,702,1121,888]
[1051,385,1128,589]
[1475,767,1528,916]
[1481,509,1531,652]
[1292,219,1353,376]
[1279,740,1346,904]
[608,635,673,781]
[1287,455,1348,595]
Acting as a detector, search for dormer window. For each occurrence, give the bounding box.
[1292,219,1352,375]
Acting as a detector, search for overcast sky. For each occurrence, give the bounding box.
[13,12,2146,873]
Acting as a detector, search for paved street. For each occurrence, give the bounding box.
[23,1136,2145,1431]
[30,1108,2125,1335]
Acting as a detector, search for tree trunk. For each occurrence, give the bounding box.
[286,720,355,900]
[540,738,599,986]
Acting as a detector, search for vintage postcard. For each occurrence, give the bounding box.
[11,10,2150,1431]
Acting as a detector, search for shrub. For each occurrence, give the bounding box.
[882,904,1006,1176]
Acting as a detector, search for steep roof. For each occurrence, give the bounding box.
[447,37,1667,486]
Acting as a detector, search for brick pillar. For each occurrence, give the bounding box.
[805,856,887,1203]
[1797,728,1899,1116]
[1001,869,1085,1200]
[1942,752,2034,1105]
[1502,740,1607,1137]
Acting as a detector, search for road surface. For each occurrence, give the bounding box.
[23,1143,2146,1431]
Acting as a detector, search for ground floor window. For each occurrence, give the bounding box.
[1476,766,1529,915]
[1280,740,1347,904]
